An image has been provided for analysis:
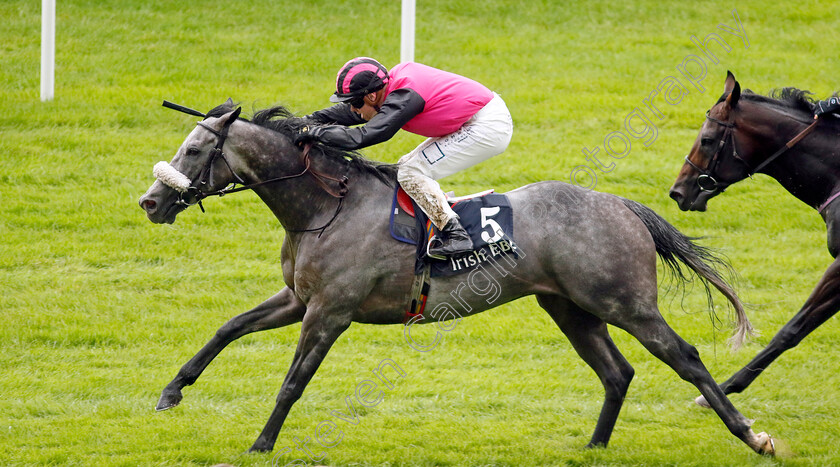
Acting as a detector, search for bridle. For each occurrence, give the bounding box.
[684,108,820,193]
[174,108,244,210]
[164,101,349,236]
[682,111,744,193]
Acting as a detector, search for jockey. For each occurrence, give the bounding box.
[296,57,514,257]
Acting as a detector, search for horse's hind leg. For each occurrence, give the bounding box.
[157,286,306,411]
[617,312,774,455]
[537,294,634,448]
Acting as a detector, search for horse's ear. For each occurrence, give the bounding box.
[724,71,741,107]
[224,97,234,107]
[220,107,241,127]
[210,107,242,131]
[228,106,242,122]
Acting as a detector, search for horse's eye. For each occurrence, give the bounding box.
[701,138,714,147]
[186,147,200,156]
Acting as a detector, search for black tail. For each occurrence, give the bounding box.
[622,198,752,348]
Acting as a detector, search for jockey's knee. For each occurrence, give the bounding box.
[397,160,430,186]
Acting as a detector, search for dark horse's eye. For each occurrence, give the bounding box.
[701,138,714,147]
[186,147,200,156]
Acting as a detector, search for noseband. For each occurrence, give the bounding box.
[685,109,820,193]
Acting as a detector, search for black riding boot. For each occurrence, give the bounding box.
[428,218,474,257]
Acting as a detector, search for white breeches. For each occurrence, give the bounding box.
[397,93,513,228]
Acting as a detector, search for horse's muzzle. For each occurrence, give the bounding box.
[139,183,185,224]
[669,184,709,212]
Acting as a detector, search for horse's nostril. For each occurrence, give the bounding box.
[669,189,682,202]
[140,198,157,212]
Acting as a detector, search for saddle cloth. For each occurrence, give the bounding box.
[389,185,519,277]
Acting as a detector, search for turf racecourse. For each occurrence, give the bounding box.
[3,0,840,465]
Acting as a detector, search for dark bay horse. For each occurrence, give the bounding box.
[139,100,774,455]
[670,71,840,407]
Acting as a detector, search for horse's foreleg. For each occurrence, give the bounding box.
[537,295,634,448]
[249,304,352,453]
[621,314,774,455]
[698,257,840,406]
[157,286,306,411]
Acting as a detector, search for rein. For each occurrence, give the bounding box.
[163,101,349,236]
[750,117,819,174]
[190,142,348,201]
[686,110,820,193]
[199,142,349,237]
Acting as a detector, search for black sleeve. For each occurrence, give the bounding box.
[307,88,426,150]
[306,104,366,126]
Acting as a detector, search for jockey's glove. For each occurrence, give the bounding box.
[294,125,319,147]
[814,97,840,118]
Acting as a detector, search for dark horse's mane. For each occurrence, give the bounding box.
[737,87,840,130]
[717,86,840,126]
[716,86,816,113]
[206,101,398,186]
[742,87,816,114]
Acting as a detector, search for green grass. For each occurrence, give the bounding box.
[3,0,840,465]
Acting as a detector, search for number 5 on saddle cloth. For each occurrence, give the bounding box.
[389,184,521,323]
[389,185,520,278]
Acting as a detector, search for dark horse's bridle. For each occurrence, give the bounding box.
[163,100,348,236]
[684,109,820,193]
[682,111,742,193]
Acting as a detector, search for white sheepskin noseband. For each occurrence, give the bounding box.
[153,161,192,193]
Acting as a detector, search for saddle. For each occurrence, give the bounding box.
[395,187,495,219]
[389,185,518,277]
[390,186,492,245]
[390,185,520,323]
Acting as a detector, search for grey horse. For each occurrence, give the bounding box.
[139,101,774,456]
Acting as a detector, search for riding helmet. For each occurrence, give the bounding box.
[330,57,389,103]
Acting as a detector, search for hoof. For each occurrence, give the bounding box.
[755,432,775,456]
[248,443,273,453]
[249,435,277,453]
[156,387,183,411]
[694,394,711,408]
